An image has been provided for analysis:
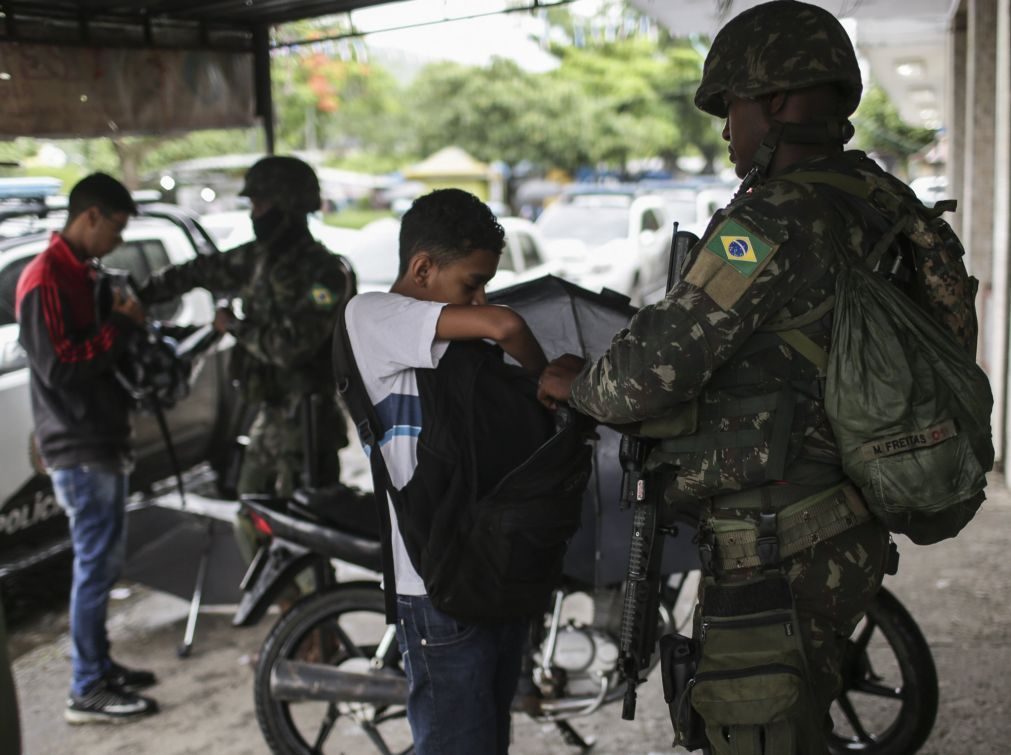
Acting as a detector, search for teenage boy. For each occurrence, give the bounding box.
[15,174,159,724]
[345,189,546,754]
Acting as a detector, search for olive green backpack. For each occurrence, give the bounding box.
[772,172,994,545]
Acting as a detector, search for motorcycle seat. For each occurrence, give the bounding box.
[290,484,379,539]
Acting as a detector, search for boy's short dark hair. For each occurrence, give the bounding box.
[399,189,505,276]
[67,173,137,221]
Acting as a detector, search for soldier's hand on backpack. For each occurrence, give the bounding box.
[538,353,586,409]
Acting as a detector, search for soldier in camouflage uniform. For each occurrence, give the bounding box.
[141,156,353,563]
[539,2,976,752]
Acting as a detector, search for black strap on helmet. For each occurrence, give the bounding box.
[736,117,856,197]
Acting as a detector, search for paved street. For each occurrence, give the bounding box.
[9,473,1011,754]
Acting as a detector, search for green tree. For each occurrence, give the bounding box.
[405,58,598,173]
[853,85,937,175]
[270,18,408,158]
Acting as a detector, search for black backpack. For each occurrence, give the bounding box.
[333,301,593,623]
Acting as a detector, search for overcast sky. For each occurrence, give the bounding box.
[348,0,608,71]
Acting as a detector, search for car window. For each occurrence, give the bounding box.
[0,256,33,326]
[536,205,629,245]
[642,209,661,232]
[104,240,181,320]
[498,243,516,272]
[516,233,541,268]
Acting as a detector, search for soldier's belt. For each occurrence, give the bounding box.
[707,483,871,571]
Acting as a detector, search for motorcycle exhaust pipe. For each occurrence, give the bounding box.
[270,660,409,706]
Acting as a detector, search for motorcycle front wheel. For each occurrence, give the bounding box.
[254,586,412,755]
[828,585,939,754]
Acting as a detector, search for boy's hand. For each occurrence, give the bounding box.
[538,354,586,408]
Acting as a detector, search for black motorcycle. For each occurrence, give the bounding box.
[234,480,938,755]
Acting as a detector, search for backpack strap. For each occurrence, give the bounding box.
[332,300,400,624]
[768,169,920,370]
[776,329,829,374]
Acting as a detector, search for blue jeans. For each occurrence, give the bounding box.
[50,466,128,697]
[395,595,526,755]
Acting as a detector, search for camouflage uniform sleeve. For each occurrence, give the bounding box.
[139,242,255,305]
[570,195,823,425]
[232,249,349,369]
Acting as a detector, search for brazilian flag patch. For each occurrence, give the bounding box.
[310,284,335,308]
[703,219,773,277]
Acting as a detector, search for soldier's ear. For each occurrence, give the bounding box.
[768,91,788,117]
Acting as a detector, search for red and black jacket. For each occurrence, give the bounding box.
[15,233,134,469]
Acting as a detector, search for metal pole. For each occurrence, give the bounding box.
[252,23,275,155]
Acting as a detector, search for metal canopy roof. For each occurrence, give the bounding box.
[0,1,403,50]
[2,1,400,28]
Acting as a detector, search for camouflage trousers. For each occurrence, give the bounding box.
[696,519,890,754]
[234,395,348,597]
[237,395,347,500]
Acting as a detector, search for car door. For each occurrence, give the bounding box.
[101,230,223,486]
[636,205,667,286]
[0,248,52,551]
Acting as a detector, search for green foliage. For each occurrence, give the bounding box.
[0,139,38,167]
[271,25,408,159]
[402,34,714,174]
[853,85,936,171]
[404,59,595,172]
[323,207,393,229]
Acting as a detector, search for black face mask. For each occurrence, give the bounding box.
[252,206,286,241]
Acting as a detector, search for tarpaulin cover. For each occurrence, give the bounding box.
[490,275,698,586]
[0,43,255,138]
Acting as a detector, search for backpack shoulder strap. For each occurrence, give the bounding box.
[769,171,958,372]
[332,299,400,624]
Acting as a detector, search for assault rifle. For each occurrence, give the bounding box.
[617,223,699,720]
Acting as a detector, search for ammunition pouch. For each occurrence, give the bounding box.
[650,387,799,503]
[708,483,870,572]
[691,575,822,755]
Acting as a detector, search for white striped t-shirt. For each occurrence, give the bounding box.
[345,291,449,595]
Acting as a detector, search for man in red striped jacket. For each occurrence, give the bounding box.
[15,173,158,724]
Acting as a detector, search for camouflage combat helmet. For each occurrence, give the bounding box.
[240,155,322,214]
[694,0,862,119]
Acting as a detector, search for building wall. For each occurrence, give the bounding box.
[994,0,1011,475]
[949,0,1010,467]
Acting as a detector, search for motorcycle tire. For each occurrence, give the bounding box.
[254,586,410,755]
[828,585,939,754]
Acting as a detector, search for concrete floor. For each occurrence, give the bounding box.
[9,474,1011,754]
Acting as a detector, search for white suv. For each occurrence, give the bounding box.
[535,189,672,302]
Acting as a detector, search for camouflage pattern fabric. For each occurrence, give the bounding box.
[694,0,862,119]
[569,148,973,746]
[140,225,352,492]
[237,396,345,498]
[570,150,977,508]
[697,519,890,754]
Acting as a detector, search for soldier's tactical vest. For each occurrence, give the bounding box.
[647,168,989,558]
[232,236,355,404]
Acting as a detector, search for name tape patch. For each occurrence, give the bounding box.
[859,419,958,461]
